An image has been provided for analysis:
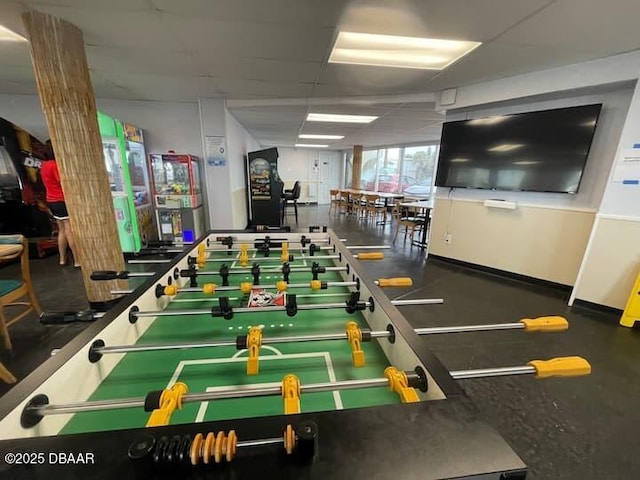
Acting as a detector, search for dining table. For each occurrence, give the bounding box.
[338,189,406,224]
[398,199,433,249]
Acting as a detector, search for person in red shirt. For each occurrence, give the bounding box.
[40,148,79,267]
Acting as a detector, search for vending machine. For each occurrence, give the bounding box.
[98,112,155,253]
[149,153,205,244]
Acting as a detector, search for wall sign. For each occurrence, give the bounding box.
[205,136,227,167]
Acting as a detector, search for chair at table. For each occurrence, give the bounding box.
[392,202,419,244]
[0,234,42,351]
[329,189,341,214]
[364,194,385,222]
[281,181,301,225]
[0,362,16,384]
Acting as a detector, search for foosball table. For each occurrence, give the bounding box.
[0,229,591,479]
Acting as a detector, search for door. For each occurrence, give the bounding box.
[318,152,341,204]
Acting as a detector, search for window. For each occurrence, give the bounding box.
[357,144,439,197]
[401,145,439,197]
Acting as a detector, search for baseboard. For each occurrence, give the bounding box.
[571,299,623,317]
[427,255,573,293]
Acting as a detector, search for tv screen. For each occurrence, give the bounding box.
[435,104,602,194]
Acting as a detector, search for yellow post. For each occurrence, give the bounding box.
[620,269,640,328]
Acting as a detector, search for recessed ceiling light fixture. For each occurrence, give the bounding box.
[299,134,345,140]
[295,144,329,148]
[329,31,481,70]
[0,25,26,42]
[306,113,377,124]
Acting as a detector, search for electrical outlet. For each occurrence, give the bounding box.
[444,233,452,244]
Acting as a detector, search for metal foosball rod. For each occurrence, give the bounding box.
[206,245,390,254]
[203,251,386,264]
[88,316,569,360]
[44,297,445,332]
[23,367,424,421]
[153,276,412,298]
[92,264,350,281]
[21,356,591,424]
[129,291,418,320]
[127,259,173,264]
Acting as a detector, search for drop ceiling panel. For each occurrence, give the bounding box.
[427,42,601,90]
[87,46,199,75]
[150,0,349,27]
[164,17,334,62]
[31,6,180,50]
[194,58,323,83]
[317,64,437,90]
[1,42,32,67]
[214,79,314,98]
[30,0,150,10]
[497,0,640,54]
[0,79,37,95]
[91,72,218,101]
[339,0,553,41]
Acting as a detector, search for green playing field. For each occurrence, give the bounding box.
[61,246,400,435]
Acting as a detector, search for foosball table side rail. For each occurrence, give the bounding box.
[0,232,213,439]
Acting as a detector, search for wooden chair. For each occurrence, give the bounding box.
[329,189,340,214]
[364,194,385,222]
[0,235,42,351]
[392,202,419,243]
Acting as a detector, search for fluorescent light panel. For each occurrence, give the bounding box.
[299,134,345,140]
[0,25,26,42]
[306,113,377,124]
[329,31,481,70]
[295,144,329,148]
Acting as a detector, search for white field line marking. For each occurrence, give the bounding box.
[166,352,342,422]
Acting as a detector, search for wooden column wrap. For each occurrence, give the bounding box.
[23,10,125,302]
[351,145,363,189]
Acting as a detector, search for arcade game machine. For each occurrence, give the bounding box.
[149,153,204,244]
[98,112,154,254]
[122,123,155,247]
[246,147,284,229]
[0,118,56,257]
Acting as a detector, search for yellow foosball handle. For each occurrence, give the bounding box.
[528,356,591,379]
[146,382,188,427]
[357,252,384,260]
[377,277,413,287]
[520,316,568,332]
[281,374,301,414]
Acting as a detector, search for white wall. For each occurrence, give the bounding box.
[277,147,342,204]
[225,108,261,228]
[441,87,634,210]
[571,80,640,309]
[98,99,202,157]
[0,93,47,141]
[430,57,637,291]
[0,94,204,157]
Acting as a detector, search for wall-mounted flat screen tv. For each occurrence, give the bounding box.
[435,104,602,194]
